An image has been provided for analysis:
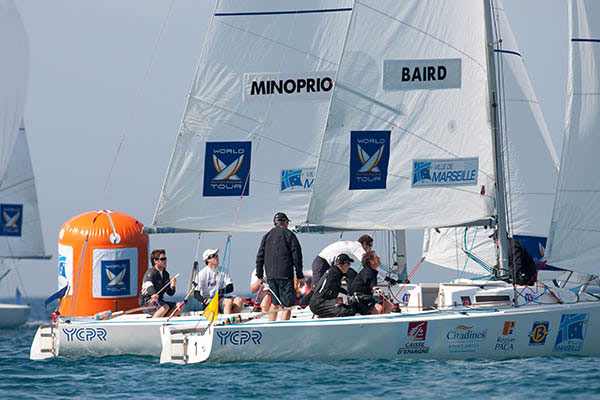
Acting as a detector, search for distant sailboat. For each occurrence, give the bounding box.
[0,0,51,328]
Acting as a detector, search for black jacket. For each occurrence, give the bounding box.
[310,266,357,305]
[349,266,378,296]
[139,267,175,306]
[256,226,304,280]
[507,238,538,285]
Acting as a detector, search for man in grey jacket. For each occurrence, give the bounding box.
[256,212,305,321]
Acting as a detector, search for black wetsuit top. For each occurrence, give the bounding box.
[349,266,378,296]
[139,267,175,306]
[310,266,357,318]
[507,238,538,285]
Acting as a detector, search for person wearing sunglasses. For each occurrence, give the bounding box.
[309,253,358,318]
[194,248,243,315]
[139,249,181,318]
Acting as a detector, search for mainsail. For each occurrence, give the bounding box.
[0,122,47,259]
[546,0,600,273]
[0,0,29,185]
[307,0,496,230]
[422,0,560,274]
[153,0,352,232]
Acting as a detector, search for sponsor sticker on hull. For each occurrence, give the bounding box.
[203,141,252,197]
[397,321,430,355]
[446,324,488,353]
[495,321,516,352]
[412,158,478,188]
[528,321,549,346]
[349,130,391,190]
[554,313,588,353]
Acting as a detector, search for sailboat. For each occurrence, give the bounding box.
[158,0,600,363]
[0,1,50,328]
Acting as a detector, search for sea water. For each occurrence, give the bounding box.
[2,298,600,400]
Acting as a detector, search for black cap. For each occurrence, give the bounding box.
[335,253,354,265]
[273,212,290,223]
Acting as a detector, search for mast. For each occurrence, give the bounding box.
[483,0,510,277]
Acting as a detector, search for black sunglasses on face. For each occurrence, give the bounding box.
[158,257,167,261]
[208,254,218,259]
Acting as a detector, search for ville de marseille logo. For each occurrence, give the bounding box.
[0,204,23,237]
[280,168,315,193]
[554,313,588,352]
[349,130,391,190]
[203,142,252,197]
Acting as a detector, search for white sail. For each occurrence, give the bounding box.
[546,0,600,273]
[0,0,29,184]
[307,0,495,231]
[153,0,353,232]
[423,0,559,274]
[0,122,47,259]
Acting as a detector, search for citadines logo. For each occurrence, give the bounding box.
[244,71,334,101]
[349,130,391,190]
[446,325,487,353]
[203,142,252,197]
[0,204,23,237]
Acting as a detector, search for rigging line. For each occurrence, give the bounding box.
[102,0,176,195]
[218,21,341,69]
[355,0,486,71]
[331,94,496,181]
[0,177,34,194]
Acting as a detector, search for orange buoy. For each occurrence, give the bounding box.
[57,210,148,317]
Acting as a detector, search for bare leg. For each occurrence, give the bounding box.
[261,295,272,312]
[231,297,244,313]
[223,298,233,315]
[269,304,281,321]
[152,304,169,318]
[281,308,291,321]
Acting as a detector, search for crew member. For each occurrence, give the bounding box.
[250,267,271,312]
[194,248,244,314]
[139,249,181,318]
[349,250,391,315]
[255,212,305,321]
[491,231,538,285]
[309,254,357,318]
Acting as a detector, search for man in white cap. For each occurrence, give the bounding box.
[193,248,244,315]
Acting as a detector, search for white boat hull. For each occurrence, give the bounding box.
[0,303,30,328]
[174,302,600,363]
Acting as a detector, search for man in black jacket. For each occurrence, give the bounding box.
[492,231,538,285]
[256,212,305,321]
[309,253,357,318]
[349,250,391,315]
[139,249,181,318]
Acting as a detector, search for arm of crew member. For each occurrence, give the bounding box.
[250,278,263,293]
[290,234,304,281]
[255,236,266,279]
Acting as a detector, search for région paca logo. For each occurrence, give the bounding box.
[203,142,252,197]
[349,131,391,190]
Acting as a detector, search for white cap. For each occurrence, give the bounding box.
[203,248,219,261]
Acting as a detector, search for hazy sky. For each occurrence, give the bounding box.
[6,0,568,297]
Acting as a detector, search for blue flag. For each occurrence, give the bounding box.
[15,288,24,305]
[44,285,68,309]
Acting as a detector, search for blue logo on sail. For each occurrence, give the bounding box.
[554,313,588,352]
[412,158,478,187]
[349,130,390,190]
[280,168,314,193]
[0,204,23,236]
[101,259,131,296]
[203,142,251,197]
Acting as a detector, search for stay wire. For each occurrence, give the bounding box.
[102,0,176,195]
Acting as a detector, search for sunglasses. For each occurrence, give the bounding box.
[158,257,167,261]
[208,254,219,259]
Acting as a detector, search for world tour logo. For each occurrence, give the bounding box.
[412,158,478,188]
[280,168,315,193]
[203,141,252,197]
[101,259,131,296]
[349,130,390,190]
[528,321,549,346]
[554,313,588,352]
[397,321,429,355]
[0,204,23,237]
